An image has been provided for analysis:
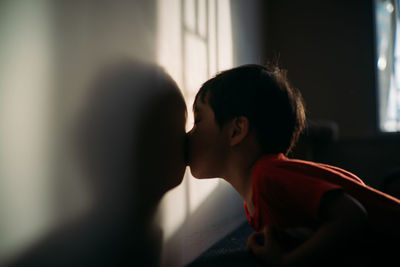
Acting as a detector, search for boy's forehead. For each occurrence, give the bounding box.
[193,98,207,113]
[193,90,209,112]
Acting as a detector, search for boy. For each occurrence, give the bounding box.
[186,64,400,265]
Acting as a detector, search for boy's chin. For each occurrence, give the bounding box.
[192,176,209,180]
[189,168,215,179]
[189,169,202,179]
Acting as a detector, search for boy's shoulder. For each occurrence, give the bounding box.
[252,153,303,176]
[251,153,293,185]
[252,153,364,186]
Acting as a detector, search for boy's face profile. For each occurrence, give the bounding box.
[186,94,230,179]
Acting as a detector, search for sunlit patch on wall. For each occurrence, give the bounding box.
[156,0,233,242]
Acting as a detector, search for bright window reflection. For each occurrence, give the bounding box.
[376,0,400,131]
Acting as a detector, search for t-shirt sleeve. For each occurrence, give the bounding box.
[256,165,342,226]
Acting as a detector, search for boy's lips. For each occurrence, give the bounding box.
[184,135,189,166]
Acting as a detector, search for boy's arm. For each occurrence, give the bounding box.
[247,191,367,265]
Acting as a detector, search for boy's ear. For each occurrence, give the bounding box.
[229,116,250,146]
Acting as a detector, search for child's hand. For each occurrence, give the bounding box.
[246,226,287,265]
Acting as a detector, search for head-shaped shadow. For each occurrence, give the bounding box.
[76,58,187,211]
[6,59,187,267]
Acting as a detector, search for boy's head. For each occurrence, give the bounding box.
[187,64,306,178]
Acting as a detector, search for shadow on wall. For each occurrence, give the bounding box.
[3,59,187,267]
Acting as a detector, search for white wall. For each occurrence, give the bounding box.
[0,0,55,261]
[0,0,159,264]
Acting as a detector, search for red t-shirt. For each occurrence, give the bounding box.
[244,153,400,239]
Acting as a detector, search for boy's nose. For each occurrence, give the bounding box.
[186,127,194,136]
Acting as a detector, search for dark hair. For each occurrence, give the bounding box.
[195,64,306,155]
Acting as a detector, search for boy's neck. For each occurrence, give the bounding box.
[222,154,260,207]
[221,131,263,211]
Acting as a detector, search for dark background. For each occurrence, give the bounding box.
[235,0,400,188]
